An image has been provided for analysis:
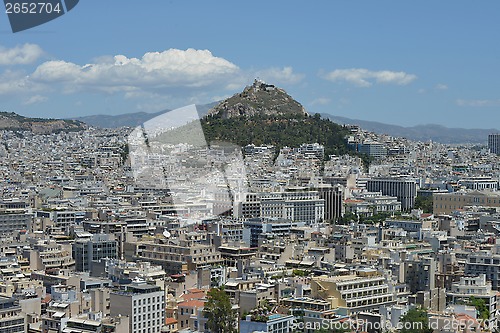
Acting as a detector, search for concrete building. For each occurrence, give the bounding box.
[310,269,395,313]
[434,191,500,215]
[488,133,500,155]
[404,256,436,294]
[243,218,304,248]
[459,177,498,191]
[317,184,344,222]
[0,212,32,235]
[465,250,500,290]
[240,314,295,333]
[177,299,206,332]
[358,141,387,159]
[24,240,75,271]
[367,178,417,210]
[72,234,117,272]
[0,296,25,333]
[110,282,165,333]
[238,190,325,224]
[137,239,223,275]
[36,210,85,235]
[447,274,498,323]
[260,190,325,224]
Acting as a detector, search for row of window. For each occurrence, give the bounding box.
[133,295,163,306]
[133,318,162,330]
[133,303,162,313]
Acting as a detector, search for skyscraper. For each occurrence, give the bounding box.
[488,133,500,155]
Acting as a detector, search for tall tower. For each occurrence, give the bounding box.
[488,133,500,155]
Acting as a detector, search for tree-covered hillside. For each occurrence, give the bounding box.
[201,113,351,158]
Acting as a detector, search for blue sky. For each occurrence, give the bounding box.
[1,1,500,128]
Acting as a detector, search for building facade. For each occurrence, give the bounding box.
[110,282,165,333]
[367,178,417,211]
[488,133,500,155]
[72,234,118,272]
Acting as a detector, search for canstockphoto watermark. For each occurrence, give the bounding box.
[127,104,248,220]
[3,0,79,32]
[292,318,498,332]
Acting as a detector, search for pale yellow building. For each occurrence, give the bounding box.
[433,191,500,215]
[311,269,395,313]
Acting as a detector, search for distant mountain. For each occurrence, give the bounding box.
[74,110,168,128]
[323,114,496,144]
[0,111,85,134]
[208,79,307,119]
[73,102,217,128]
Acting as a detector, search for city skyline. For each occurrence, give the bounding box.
[1,1,500,129]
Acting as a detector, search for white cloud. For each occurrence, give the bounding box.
[456,99,500,107]
[311,97,331,106]
[23,95,48,105]
[30,48,240,92]
[435,83,448,90]
[255,66,304,85]
[0,44,44,65]
[0,49,306,112]
[322,68,417,87]
[0,70,44,95]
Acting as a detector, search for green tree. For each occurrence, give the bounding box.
[414,195,433,214]
[469,296,489,320]
[400,308,432,333]
[203,288,238,333]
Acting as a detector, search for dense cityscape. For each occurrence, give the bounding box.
[1,79,500,333]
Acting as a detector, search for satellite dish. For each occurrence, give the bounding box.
[163,230,171,238]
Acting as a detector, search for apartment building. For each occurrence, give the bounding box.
[137,239,223,275]
[110,282,165,333]
[72,234,117,272]
[311,269,395,313]
[447,274,498,323]
[0,212,32,234]
[0,296,25,333]
[465,250,500,290]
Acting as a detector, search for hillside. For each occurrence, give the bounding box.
[201,113,350,157]
[0,112,86,134]
[200,81,351,159]
[208,79,307,119]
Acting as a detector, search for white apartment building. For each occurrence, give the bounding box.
[110,282,165,333]
[447,274,498,323]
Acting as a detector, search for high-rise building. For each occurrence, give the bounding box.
[316,184,344,222]
[367,178,417,210]
[110,282,165,333]
[488,133,500,155]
